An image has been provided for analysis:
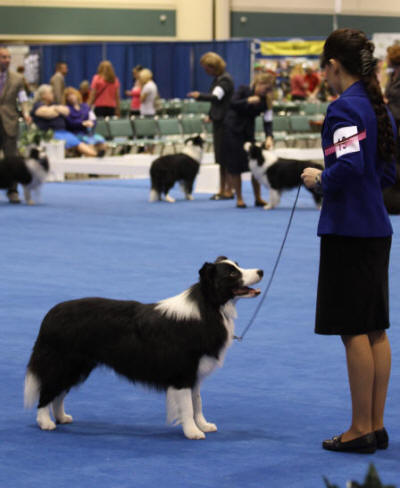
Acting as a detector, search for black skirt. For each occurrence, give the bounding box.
[315,235,391,335]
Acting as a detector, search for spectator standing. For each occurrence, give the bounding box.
[88,60,120,118]
[290,64,308,101]
[304,65,321,100]
[125,65,143,116]
[0,46,31,203]
[79,80,91,104]
[385,44,400,131]
[139,69,158,117]
[50,62,68,104]
[188,52,234,200]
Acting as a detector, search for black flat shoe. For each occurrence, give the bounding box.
[236,202,247,208]
[254,200,268,207]
[375,428,389,449]
[322,432,377,454]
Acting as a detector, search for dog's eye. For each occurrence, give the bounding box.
[230,271,237,277]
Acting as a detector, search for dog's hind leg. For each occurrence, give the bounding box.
[180,180,194,200]
[149,189,161,202]
[52,392,73,425]
[166,387,205,439]
[192,385,217,433]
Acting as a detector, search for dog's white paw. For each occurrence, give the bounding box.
[26,199,35,205]
[186,194,194,201]
[55,414,73,424]
[165,195,175,203]
[183,425,206,440]
[149,190,159,202]
[263,203,273,210]
[37,418,56,431]
[196,421,217,433]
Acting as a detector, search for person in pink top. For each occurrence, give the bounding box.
[125,65,143,116]
[88,60,120,118]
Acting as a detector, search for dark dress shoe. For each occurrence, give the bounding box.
[255,200,268,207]
[236,202,247,208]
[322,432,377,454]
[375,428,389,449]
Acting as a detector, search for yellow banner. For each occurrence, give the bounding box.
[260,40,324,56]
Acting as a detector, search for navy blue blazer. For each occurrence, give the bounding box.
[319,81,396,237]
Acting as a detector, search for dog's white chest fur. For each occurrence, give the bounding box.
[197,301,237,382]
[249,150,278,189]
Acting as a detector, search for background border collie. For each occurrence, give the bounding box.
[0,148,49,204]
[245,142,323,209]
[149,135,203,203]
[24,257,263,440]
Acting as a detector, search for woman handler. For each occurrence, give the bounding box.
[301,29,397,454]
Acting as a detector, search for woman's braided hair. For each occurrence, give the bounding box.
[321,28,396,163]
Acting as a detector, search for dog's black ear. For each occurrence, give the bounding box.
[199,262,216,284]
[29,147,40,159]
[215,256,227,263]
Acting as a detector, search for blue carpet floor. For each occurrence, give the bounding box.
[1,179,399,488]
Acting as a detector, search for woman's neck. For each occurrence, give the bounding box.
[339,73,361,94]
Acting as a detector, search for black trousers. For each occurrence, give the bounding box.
[0,118,18,193]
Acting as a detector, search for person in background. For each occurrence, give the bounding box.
[79,80,91,104]
[50,61,68,104]
[16,66,32,97]
[63,86,106,157]
[290,64,308,101]
[31,84,97,157]
[301,28,397,454]
[223,73,274,208]
[188,52,234,200]
[385,44,400,133]
[88,60,120,118]
[304,65,321,100]
[139,68,158,117]
[0,46,31,203]
[125,65,143,116]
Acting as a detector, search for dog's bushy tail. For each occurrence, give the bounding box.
[24,370,40,409]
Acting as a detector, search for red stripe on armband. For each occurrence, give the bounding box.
[324,129,367,156]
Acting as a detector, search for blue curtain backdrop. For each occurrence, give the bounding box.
[38,40,251,99]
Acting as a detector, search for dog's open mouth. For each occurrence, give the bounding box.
[233,287,261,297]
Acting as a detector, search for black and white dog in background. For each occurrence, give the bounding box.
[149,135,204,203]
[24,257,263,440]
[0,148,49,204]
[245,142,323,209]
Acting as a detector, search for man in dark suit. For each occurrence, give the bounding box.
[0,46,31,203]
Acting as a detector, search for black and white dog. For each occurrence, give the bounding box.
[245,142,323,209]
[0,148,49,204]
[24,257,263,440]
[149,135,204,203]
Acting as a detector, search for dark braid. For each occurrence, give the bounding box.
[321,28,396,163]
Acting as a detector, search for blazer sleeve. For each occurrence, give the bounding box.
[321,100,366,194]
[230,86,266,116]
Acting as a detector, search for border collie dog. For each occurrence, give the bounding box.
[0,148,49,204]
[24,257,263,440]
[245,142,323,210]
[149,135,204,203]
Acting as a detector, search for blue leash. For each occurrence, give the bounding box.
[234,185,302,342]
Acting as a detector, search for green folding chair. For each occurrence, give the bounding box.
[131,116,160,153]
[108,117,134,154]
[156,116,183,154]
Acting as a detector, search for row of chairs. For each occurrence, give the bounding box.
[95,114,212,154]
[95,113,322,154]
[119,98,211,118]
[256,114,322,147]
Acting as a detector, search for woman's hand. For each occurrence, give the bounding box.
[187,91,200,99]
[301,167,322,189]
[247,95,260,104]
[82,120,94,128]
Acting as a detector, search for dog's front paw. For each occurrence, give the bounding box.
[263,203,273,210]
[55,414,73,424]
[37,418,56,431]
[196,420,217,433]
[186,194,194,201]
[183,424,206,440]
[165,195,175,203]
